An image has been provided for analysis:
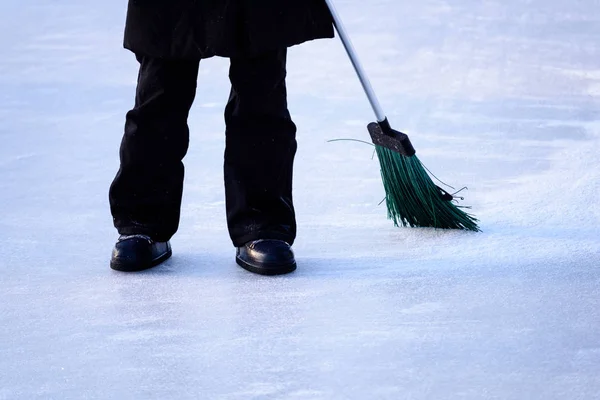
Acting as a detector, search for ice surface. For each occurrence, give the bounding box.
[1,0,599,399]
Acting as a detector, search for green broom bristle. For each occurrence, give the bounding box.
[375,146,480,232]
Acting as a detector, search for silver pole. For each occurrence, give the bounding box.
[323,0,387,122]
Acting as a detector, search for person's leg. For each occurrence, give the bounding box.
[224,48,297,248]
[109,54,199,271]
[110,54,199,243]
[224,48,298,275]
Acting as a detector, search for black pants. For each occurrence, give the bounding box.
[109,49,297,246]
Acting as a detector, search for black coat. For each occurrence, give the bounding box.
[124,0,335,59]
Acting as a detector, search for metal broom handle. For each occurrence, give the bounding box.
[324,0,387,123]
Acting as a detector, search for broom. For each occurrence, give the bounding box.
[324,0,480,232]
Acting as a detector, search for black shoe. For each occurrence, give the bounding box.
[110,234,172,272]
[236,239,296,276]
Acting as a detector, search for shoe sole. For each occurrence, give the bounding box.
[110,249,173,272]
[236,256,296,276]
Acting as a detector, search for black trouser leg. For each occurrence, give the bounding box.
[225,48,298,247]
[109,55,199,242]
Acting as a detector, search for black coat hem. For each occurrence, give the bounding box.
[123,32,335,60]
